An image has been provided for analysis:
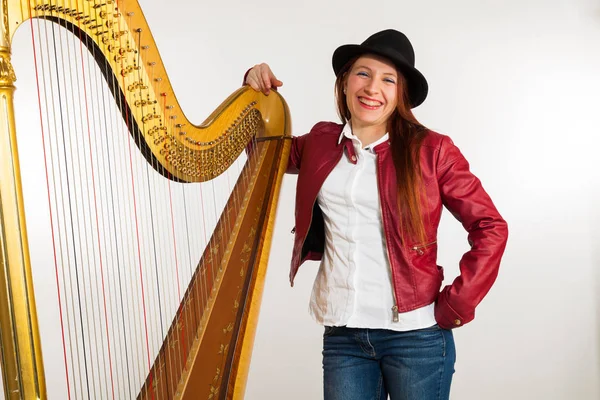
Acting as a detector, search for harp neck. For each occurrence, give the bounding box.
[5,0,290,182]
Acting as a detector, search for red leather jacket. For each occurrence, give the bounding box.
[287,121,508,329]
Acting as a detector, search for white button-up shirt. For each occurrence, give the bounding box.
[309,123,436,331]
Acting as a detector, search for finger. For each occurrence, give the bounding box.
[245,67,259,85]
[261,69,272,94]
[246,75,261,92]
[264,65,279,88]
[244,69,256,86]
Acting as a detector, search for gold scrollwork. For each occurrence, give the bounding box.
[208,384,219,399]
[2,0,8,46]
[170,109,261,180]
[0,52,16,86]
[218,343,229,355]
[222,322,234,334]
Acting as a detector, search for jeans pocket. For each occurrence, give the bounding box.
[323,326,338,337]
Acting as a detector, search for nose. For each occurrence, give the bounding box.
[364,78,380,95]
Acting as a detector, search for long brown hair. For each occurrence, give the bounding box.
[334,57,428,244]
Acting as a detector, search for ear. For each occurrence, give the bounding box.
[342,73,349,94]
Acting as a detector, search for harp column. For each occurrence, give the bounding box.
[0,1,47,398]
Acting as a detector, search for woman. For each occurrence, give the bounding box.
[245,29,508,400]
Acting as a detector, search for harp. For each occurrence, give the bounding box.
[0,0,291,399]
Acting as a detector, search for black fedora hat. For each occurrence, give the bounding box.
[332,29,428,108]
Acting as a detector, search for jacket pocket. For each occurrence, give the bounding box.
[410,240,437,255]
[408,240,440,279]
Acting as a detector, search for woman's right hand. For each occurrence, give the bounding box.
[245,63,283,95]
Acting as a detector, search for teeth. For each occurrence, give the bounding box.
[359,97,382,107]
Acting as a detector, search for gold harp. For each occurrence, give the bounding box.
[0,0,291,399]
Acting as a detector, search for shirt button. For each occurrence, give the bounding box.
[350,155,357,162]
[454,319,462,326]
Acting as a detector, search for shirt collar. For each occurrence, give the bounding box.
[337,122,389,154]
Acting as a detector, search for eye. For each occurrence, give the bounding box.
[357,71,369,77]
[384,78,396,84]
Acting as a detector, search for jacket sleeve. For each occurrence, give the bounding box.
[287,121,335,174]
[434,136,508,329]
[286,134,308,174]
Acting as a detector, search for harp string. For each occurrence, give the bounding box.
[47,19,82,400]
[78,2,117,395]
[140,33,170,399]
[161,90,185,397]
[65,8,106,397]
[108,3,147,396]
[86,33,109,399]
[51,10,96,398]
[93,3,134,396]
[46,15,84,400]
[27,6,74,400]
[37,10,114,398]
[91,3,131,396]
[114,9,154,397]
[35,12,79,399]
[102,17,132,396]
[90,8,141,391]
[128,22,159,399]
[149,33,179,400]
[105,46,137,400]
[58,10,93,397]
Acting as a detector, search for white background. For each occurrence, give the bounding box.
[3,0,600,399]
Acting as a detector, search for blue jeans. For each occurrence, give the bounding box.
[323,325,455,400]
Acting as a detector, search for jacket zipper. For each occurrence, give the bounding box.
[375,157,400,323]
[382,212,400,322]
[411,240,437,255]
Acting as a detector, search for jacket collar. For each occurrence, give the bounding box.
[337,122,390,155]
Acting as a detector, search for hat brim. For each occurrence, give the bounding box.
[332,44,428,108]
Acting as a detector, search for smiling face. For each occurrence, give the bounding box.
[343,55,399,134]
